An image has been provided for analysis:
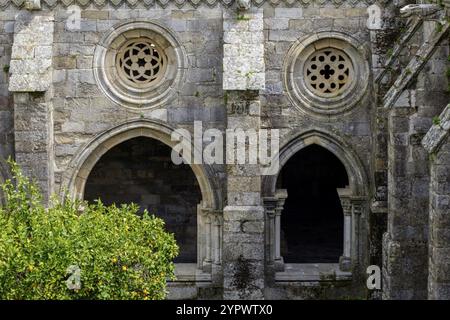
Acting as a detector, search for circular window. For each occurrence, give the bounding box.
[304,48,353,98]
[283,33,369,117]
[116,39,167,88]
[94,21,187,110]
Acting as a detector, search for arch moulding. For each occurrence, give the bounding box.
[263,129,369,198]
[61,119,220,211]
[263,129,370,275]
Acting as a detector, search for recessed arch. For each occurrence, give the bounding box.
[61,119,220,211]
[84,136,202,263]
[263,129,369,273]
[263,129,369,198]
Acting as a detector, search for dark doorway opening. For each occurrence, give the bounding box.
[277,144,349,263]
[84,137,201,263]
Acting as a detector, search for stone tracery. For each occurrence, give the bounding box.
[116,39,166,87]
[304,48,352,98]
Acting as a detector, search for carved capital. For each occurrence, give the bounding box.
[263,197,277,217]
[337,187,352,216]
[274,189,287,216]
[351,200,365,216]
[211,213,223,226]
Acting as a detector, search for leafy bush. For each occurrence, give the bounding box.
[0,160,178,300]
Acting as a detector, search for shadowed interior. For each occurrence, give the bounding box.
[277,144,349,263]
[84,137,201,263]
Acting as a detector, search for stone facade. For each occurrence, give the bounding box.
[0,0,449,299]
[423,104,450,299]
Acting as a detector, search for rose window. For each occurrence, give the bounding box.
[116,39,166,87]
[304,48,353,98]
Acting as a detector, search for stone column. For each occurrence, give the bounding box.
[8,11,54,204]
[352,199,364,269]
[263,197,277,264]
[338,188,352,272]
[198,205,223,285]
[273,189,287,271]
[198,205,213,271]
[222,8,265,300]
[211,212,223,267]
[263,189,287,272]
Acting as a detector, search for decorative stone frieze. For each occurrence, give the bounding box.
[1,0,387,9]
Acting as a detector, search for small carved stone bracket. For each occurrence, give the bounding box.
[236,0,251,11]
[227,101,250,115]
[23,0,40,10]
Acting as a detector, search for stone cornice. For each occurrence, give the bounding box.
[1,0,389,9]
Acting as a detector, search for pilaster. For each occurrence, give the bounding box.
[9,10,54,203]
[222,8,266,300]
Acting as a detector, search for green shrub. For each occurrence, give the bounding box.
[0,160,178,300]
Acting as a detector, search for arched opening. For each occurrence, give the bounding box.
[277,144,349,263]
[84,136,202,263]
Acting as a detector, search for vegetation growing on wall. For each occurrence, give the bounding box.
[0,160,178,300]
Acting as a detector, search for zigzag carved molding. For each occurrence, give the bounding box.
[0,0,391,9]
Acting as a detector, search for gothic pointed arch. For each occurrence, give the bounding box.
[263,129,369,198]
[61,119,221,211]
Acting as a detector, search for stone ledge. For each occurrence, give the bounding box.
[170,263,212,283]
[275,263,352,282]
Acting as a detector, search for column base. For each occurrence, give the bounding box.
[339,256,352,272]
[274,257,285,272]
[202,260,212,273]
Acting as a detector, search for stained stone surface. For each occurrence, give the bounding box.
[423,104,450,300]
[8,12,53,92]
[223,9,265,91]
[0,1,449,300]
